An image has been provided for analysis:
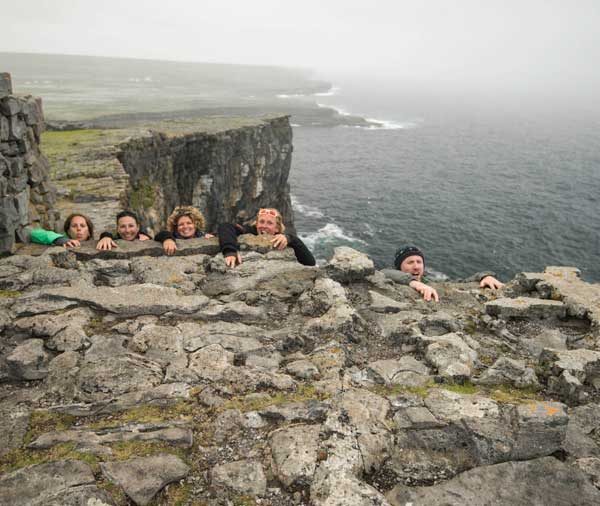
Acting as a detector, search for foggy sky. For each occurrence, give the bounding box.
[2,0,600,95]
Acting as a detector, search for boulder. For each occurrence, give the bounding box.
[325,246,375,283]
[6,338,50,380]
[485,296,566,319]
[210,460,267,497]
[271,424,322,488]
[423,333,478,379]
[101,453,189,505]
[475,357,540,389]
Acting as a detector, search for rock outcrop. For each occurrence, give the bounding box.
[117,115,295,235]
[0,73,58,253]
[1,244,600,505]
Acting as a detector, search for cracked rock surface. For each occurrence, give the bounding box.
[1,245,600,505]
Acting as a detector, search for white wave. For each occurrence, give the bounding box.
[301,223,366,250]
[290,123,302,127]
[127,76,154,83]
[291,195,324,218]
[314,86,341,97]
[316,103,352,116]
[276,93,306,99]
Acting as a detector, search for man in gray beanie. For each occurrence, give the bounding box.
[381,245,503,302]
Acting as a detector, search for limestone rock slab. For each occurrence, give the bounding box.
[210,460,267,497]
[325,246,375,283]
[485,296,566,319]
[101,453,189,505]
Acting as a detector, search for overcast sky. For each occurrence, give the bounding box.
[2,0,600,93]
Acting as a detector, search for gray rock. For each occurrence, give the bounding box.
[28,422,193,450]
[419,311,461,335]
[196,300,265,322]
[258,400,330,424]
[6,338,50,380]
[563,403,600,458]
[326,246,375,283]
[187,343,234,382]
[574,457,600,488]
[210,460,267,497]
[485,296,567,319]
[0,459,108,506]
[130,254,207,289]
[298,277,347,316]
[213,409,245,443]
[40,282,209,316]
[271,424,322,488]
[476,357,540,388]
[0,72,12,97]
[181,320,265,353]
[523,328,568,358]
[101,454,189,505]
[386,456,600,506]
[368,290,409,313]
[423,332,478,379]
[311,469,391,506]
[246,350,282,370]
[366,356,431,387]
[0,407,29,456]
[394,406,442,430]
[285,359,321,380]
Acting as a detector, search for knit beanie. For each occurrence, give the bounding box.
[394,245,425,270]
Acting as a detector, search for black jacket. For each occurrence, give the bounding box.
[154,229,205,243]
[217,223,316,266]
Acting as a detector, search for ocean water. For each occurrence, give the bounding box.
[288,82,600,282]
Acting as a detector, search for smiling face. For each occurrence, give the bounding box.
[256,210,281,235]
[117,216,140,241]
[67,215,90,241]
[176,215,196,238]
[400,254,425,280]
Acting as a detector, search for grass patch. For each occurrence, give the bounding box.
[129,177,156,210]
[0,442,100,475]
[232,496,258,506]
[162,480,195,506]
[0,289,21,298]
[488,385,544,404]
[369,382,435,399]
[222,384,329,413]
[108,440,188,462]
[87,400,196,430]
[25,410,76,445]
[440,381,480,395]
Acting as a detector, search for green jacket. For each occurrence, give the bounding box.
[29,228,69,246]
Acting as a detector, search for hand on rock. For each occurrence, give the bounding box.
[271,234,288,250]
[225,252,242,268]
[163,239,177,255]
[64,239,81,249]
[409,280,439,302]
[96,237,117,250]
[139,233,151,241]
[480,275,504,290]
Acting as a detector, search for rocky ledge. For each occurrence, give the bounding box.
[1,241,600,505]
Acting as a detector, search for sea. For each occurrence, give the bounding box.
[3,53,599,282]
[289,80,600,282]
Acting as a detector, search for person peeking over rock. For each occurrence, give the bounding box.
[154,206,215,255]
[217,207,316,268]
[29,213,95,249]
[381,245,504,302]
[96,210,152,250]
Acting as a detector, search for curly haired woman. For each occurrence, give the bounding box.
[155,206,214,255]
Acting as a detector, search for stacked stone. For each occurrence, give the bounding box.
[0,72,58,253]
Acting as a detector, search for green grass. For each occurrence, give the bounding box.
[0,289,21,298]
[222,384,329,413]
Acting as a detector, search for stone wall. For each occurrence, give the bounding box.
[0,72,58,253]
[117,116,296,234]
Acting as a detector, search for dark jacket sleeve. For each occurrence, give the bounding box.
[286,234,316,266]
[154,230,174,243]
[99,231,114,240]
[218,223,246,256]
[456,271,497,283]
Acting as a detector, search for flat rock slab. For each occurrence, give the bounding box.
[101,453,189,505]
[41,282,209,316]
[326,246,375,283]
[0,459,112,506]
[28,422,193,450]
[271,424,322,488]
[518,266,600,330]
[368,290,410,313]
[423,333,478,379]
[71,237,220,260]
[210,459,267,497]
[386,456,600,506]
[485,296,566,319]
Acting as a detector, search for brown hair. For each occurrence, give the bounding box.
[63,213,94,240]
[252,208,285,233]
[166,206,206,234]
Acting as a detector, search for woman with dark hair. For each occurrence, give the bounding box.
[218,207,315,267]
[155,206,214,255]
[96,210,151,250]
[29,213,94,248]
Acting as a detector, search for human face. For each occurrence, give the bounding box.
[176,215,196,238]
[117,216,140,241]
[68,215,90,241]
[400,255,424,280]
[256,210,280,235]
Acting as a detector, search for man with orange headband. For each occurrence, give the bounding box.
[218,208,316,267]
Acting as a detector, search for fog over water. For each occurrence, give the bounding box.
[2,2,599,279]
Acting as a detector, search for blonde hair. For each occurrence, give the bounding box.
[252,208,285,233]
[167,206,206,234]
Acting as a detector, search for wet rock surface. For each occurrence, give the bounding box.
[1,246,599,505]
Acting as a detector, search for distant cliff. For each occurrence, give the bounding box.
[117,116,296,234]
[0,73,58,253]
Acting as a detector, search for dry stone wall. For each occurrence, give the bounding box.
[117,116,295,235]
[0,72,58,253]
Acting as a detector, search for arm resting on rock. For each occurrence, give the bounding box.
[286,234,316,266]
[154,230,174,243]
[381,269,415,285]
